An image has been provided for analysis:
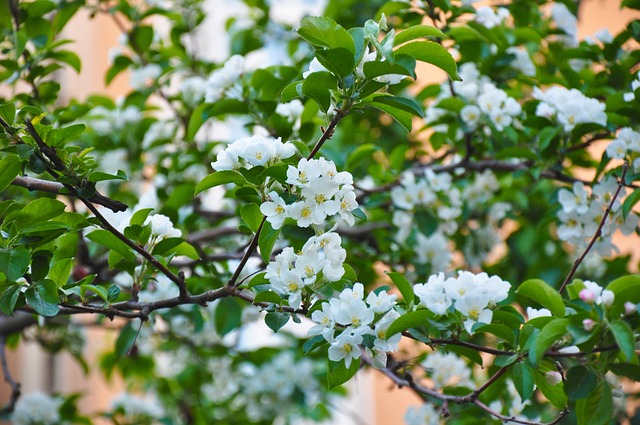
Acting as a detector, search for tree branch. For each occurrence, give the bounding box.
[0,335,20,415]
[559,162,629,293]
[11,176,128,212]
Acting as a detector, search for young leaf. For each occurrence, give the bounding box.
[297,17,355,54]
[195,171,247,195]
[393,25,447,46]
[576,381,613,425]
[516,279,565,317]
[565,365,598,401]
[265,311,290,333]
[241,203,263,233]
[512,362,535,400]
[609,320,635,362]
[529,318,570,365]
[394,41,460,81]
[385,271,414,305]
[0,247,30,282]
[0,155,22,193]
[301,71,337,112]
[386,310,431,338]
[258,221,280,263]
[327,358,360,389]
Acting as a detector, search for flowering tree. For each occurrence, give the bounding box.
[0,0,639,424]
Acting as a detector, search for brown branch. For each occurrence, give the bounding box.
[559,162,629,293]
[11,176,128,212]
[364,353,568,425]
[0,336,20,415]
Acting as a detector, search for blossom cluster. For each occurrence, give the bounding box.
[211,134,296,171]
[309,282,400,368]
[606,127,640,172]
[556,178,638,254]
[422,351,472,389]
[109,392,165,424]
[413,271,511,334]
[204,352,322,423]
[266,232,347,309]
[427,62,523,133]
[391,167,505,270]
[261,157,359,228]
[11,392,62,425]
[533,86,607,132]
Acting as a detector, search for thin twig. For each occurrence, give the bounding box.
[226,111,348,289]
[559,163,629,293]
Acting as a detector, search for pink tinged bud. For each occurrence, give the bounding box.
[579,289,596,303]
[624,302,637,316]
[545,371,562,386]
[582,319,595,332]
[600,290,614,307]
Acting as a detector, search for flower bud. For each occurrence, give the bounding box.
[579,289,596,303]
[600,290,614,307]
[624,302,637,316]
[545,371,562,386]
[582,319,595,332]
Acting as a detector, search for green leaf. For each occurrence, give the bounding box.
[327,358,359,389]
[80,284,109,303]
[608,363,640,380]
[394,41,460,81]
[86,229,136,262]
[386,310,431,338]
[48,258,73,287]
[241,203,263,233]
[215,298,242,336]
[0,286,22,316]
[394,25,446,45]
[186,100,248,141]
[363,100,413,131]
[303,334,326,354]
[606,275,640,318]
[315,48,355,78]
[364,94,424,118]
[0,103,16,125]
[12,198,66,230]
[0,156,22,193]
[512,362,535,400]
[576,381,612,425]
[0,247,30,281]
[516,279,565,317]
[494,354,518,367]
[25,285,59,317]
[609,320,635,362]
[130,208,154,226]
[386,271,414,305]
[362,54,416,80]
[473,324,516,344]
[535,369,567,409]
[107,285,121,303]
[132,25,154,51]
[253,290,282,305]
[258,221,280,264]
[48,50,81,73]
[352,207,367,222]
[529,318,570,365]
[622,189,640,219]
[88,170,128,183]
[301,71,337,112]
[623,0,640,9]
[195,171,247,195]
[115,322,137,357]
[281,81,303,103]
[565,365,598,401]
[297,17,355,54]
[265,311,290,333]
